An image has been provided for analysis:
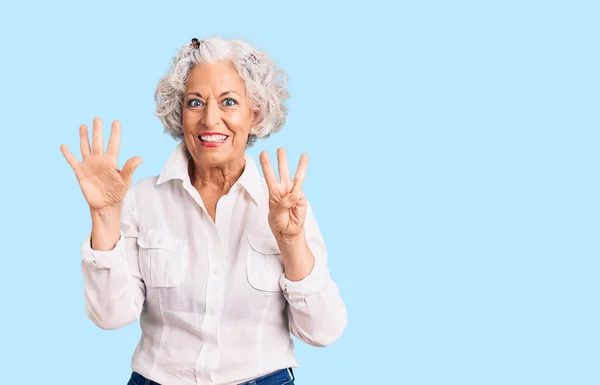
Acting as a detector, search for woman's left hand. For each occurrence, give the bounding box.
[260,148,308,242]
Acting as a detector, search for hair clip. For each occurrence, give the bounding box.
[190,38,201,49]
[248,52,259,64]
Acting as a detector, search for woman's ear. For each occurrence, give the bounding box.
[252,110,262,127]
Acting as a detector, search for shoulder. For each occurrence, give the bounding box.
[123,175,163,204]
[130,175,160,192]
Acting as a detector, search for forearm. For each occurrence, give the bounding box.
[278,231,347,346]
[82,231,145,330]
[90,205,122,251]
[286,280,347,347]
[82,258,144,329]
[273,200,347,345]
[276,230,315,282]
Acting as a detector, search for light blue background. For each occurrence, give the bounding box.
[0,0,598,384]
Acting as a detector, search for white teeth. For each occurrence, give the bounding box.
[200,134,227,142]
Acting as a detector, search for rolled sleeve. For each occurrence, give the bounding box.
[279,253,330,300]
[81,231,125,270]
[80,187,145,330]
[281,201,347,346]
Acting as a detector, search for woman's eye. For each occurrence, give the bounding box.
[187,99,203,108]
[222,98,238,107]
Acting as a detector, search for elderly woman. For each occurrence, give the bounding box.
[60,36,347,385]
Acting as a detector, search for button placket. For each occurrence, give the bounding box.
[201,229,226,363]
[195,227,222,385]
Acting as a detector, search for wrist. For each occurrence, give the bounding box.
[90,203,122,218]
[275,230,315,281]
[275,229,306,246]
[90,205,122,251]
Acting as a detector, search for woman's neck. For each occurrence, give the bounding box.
[188,156,246,194]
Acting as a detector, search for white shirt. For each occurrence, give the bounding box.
[80,143,347,385]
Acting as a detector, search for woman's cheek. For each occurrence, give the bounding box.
[223,113,251,135]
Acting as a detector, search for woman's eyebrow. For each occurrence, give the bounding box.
[184,91,240,98]
[219,91,240,97]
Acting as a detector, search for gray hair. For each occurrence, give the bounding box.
[154,36,290,147]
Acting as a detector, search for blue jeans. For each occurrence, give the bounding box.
[128,368,295,385]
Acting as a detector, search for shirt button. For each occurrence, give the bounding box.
[270,244,278,252]
[210,308,216,315]
[207,346,213,352]
[213,268,220,275]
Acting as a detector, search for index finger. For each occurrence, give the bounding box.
[259,151,279,191]
[106,120,121,157]
[291,153,308,195]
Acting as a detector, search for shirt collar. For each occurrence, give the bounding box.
[156,142,264,204]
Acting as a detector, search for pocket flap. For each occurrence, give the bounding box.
[137,228,183,252]
[246,234,283,292]
[247,234,280,254]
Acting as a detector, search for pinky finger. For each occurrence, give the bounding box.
[60,144,79,170]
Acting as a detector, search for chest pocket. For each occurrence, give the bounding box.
[137,228,186,288]
[246,234,284,293]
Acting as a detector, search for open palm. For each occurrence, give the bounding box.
[260,148,308,240]
[60,118,142,212]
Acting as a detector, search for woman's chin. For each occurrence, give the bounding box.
[194,148,240,165]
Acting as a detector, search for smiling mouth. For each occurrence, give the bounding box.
[198,133,229,143]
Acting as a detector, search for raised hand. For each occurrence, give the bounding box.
[259,148,308,241]
[60,117,142,213]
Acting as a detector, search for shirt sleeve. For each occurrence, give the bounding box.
[80,186,145,330]
[279,201,348,347]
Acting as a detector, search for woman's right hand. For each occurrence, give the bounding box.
[60,117,142,213]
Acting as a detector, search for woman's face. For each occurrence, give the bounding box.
[182,61,255,167]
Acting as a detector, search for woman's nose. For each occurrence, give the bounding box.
[201,100,221,129]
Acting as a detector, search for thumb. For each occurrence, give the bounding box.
[121,156,143,185]
[280,193,299,209]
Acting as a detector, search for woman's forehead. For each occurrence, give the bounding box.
[186,62,245,93]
